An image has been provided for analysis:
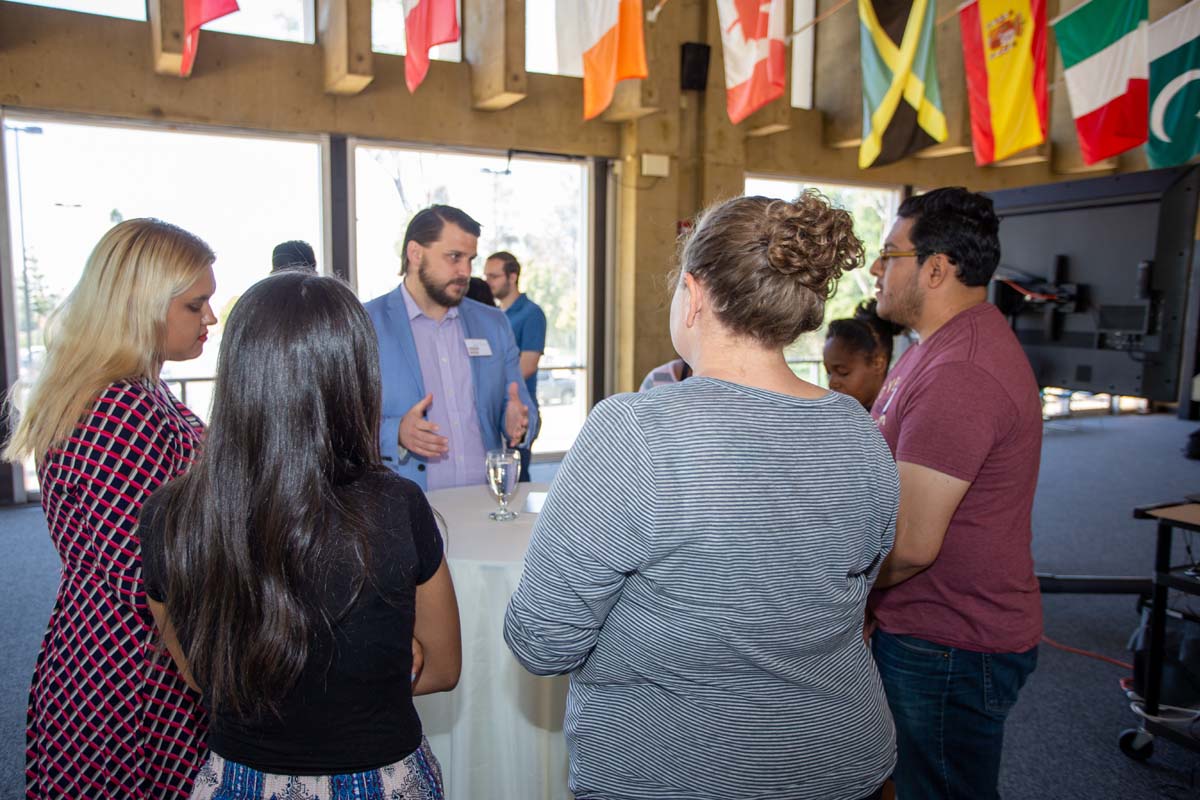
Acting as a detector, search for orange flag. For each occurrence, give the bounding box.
[559,1,649,120]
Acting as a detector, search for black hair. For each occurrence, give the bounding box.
[826,300,904,363]
[466,276,497,306]
[897,187,1001,286]
[402,205,483,274]
[487,251,521,280]
[156,271,384,718]
[271,240,317,272]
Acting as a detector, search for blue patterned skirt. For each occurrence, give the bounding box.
[188,737,443,800]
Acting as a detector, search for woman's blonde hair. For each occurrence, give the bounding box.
[4,218,215,461]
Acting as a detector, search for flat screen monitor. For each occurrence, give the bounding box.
[985,166,1200,404]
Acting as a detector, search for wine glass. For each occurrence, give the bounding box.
[485,448,521,521]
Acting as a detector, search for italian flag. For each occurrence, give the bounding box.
[716,0,787,124]
[1053,0,1149,165]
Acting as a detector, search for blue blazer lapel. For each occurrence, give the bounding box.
[386,286,426,397]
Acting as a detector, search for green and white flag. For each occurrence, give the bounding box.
[1147,0,1200,168]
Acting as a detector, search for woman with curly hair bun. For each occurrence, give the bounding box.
[505,192,899,800]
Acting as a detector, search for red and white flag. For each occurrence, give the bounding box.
[716,0,787,124]
[182,0,239,77]
[404,0,460,94]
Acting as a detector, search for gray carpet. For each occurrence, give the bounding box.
[2,415,1199,798]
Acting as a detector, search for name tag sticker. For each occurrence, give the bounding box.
[464,338,493,357]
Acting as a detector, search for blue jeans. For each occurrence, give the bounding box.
[871,630,1037,800]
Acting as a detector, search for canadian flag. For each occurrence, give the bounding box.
[181,0,239,77]
[404,0,460,93]
[717,0,787,124]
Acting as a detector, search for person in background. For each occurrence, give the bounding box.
[483,251,546,482]
[5,218,216,798]
[823,299,904,409]
[140,272,461,799]
[868,187,1042,800]
[365,206,536,491]
[271,239,318,273]
[505,192,898,800]
[466,276,497,306]
[638,357,692,391]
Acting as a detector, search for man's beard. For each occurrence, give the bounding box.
[879,271,923,329]
[418,258,468,308]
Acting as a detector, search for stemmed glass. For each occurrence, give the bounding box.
[485,448,521,521]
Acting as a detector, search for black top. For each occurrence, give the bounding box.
[141,470,444,774]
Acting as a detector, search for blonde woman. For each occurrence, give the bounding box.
[6,219,217,799]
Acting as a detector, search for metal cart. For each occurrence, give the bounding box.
[1120,502,1200,761]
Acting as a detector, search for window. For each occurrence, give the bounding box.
[4,115,325,494]
[203,0,314,44]
[372,0,462,60]
[353,145,590,456]
[5,0,145,21]
[743,176,901,384]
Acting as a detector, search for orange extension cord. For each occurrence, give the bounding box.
[1041,634,1133,671]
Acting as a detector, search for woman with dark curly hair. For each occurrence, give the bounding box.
[505,192,899,800]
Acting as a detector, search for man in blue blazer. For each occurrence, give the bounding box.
[364,205,537,491]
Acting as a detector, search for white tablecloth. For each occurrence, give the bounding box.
[416,482,571,800]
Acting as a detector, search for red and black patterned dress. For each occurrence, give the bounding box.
[26,379,208,799]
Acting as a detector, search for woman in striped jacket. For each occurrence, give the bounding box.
[506,191,899,800]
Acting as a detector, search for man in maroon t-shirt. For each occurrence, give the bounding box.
[867,187,1042,800]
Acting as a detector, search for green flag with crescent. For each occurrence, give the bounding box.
[1147,1,1200,169]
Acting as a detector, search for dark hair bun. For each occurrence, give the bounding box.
[855,299,904,338]
[763,190,865,298]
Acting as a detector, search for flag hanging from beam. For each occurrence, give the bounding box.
[1052,0,1148,165]
[182,0,239,77]
[1147,0,1200,169]
[558,1,649,120]
[858,0,948,169]
[404,0,460,94]
[716,0,787,124]
[958,0,1048,165]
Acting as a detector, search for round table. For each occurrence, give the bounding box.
[416,482,570,800]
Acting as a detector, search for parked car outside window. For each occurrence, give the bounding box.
[537,369,576,406]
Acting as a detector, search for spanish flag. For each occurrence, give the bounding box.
[959,0,1048,165]
[858,0,948,169]
[559,1,649,120]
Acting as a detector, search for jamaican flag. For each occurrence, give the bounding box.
[858,0,948,168]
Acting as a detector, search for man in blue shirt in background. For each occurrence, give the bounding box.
[485,251,547,482]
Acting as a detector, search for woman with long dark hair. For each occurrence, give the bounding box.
[139,272,461,798]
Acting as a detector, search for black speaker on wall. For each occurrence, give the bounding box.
[680,43,710,91]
